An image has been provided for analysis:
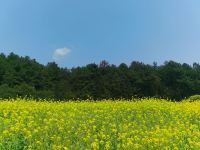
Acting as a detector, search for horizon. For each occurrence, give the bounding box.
[1,0,200,67]
[1,51,200,69]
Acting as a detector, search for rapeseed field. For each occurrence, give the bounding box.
[0,98,200,150]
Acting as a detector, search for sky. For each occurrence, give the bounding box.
[0,0,200,68]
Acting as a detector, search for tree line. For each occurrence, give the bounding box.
[0,52,200,101]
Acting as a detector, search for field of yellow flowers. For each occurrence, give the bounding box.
[0,98,200,150]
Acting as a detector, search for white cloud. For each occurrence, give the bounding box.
[53,47,71,60]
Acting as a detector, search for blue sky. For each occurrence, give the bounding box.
[0,0,200,68]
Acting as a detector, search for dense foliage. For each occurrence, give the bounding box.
[0,99,200,149]
[0,52,200,100]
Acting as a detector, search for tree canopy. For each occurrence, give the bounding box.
[0,52,199,101]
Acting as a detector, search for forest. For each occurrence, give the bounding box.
[0,52,200,101]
